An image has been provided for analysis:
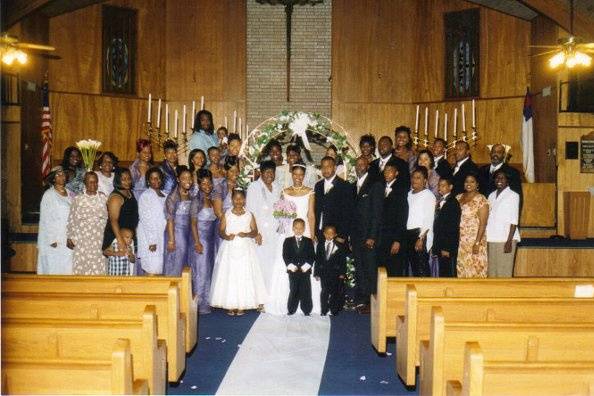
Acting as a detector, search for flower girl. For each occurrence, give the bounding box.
[209,188,267,315]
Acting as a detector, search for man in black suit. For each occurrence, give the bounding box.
[432,138,452,179]
[378,162,409,276]
[452,140,479,195]
[315,225,347,316]
[478,144,523,206]
[282,218,316,315]
[351,156,384,313]
[368,136,410,190]
[433,177,461,277]
[314,156,355,243]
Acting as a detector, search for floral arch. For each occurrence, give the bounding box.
[238,111,360,187]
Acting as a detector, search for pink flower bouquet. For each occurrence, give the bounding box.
[273,198,297,234]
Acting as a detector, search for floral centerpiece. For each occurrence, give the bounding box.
[75,139,102,171]
[272,198,297,234]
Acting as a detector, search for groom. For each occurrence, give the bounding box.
[314,156,355,244]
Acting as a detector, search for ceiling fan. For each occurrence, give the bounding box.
[529,0,594,69]
[1,33,57,66]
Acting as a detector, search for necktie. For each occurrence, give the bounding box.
[379,159,386,171]
[296,237,301,249]
[385,185,391,197]
[325,242,332,260]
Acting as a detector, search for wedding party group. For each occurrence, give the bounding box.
[36,109,523,317]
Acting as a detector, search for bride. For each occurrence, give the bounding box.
[265,162,322,315]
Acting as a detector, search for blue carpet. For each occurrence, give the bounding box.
[167,309,258,395]
[171,308,416,395]
[319,311,416,396]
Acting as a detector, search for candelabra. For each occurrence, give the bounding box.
[145,122,190,155]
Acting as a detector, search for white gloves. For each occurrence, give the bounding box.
[301,263,312,272]
[287,264,298,272]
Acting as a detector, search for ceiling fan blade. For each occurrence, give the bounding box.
[15,43,56,51]
[37,53,62,60]
[531,49,561,57]
[528,45,559,48]
[579,43,594,48]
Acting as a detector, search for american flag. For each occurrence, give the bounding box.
[41,77,52,179]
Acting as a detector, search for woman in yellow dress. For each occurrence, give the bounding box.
[456,174,489,277]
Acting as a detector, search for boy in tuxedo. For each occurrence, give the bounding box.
[283,218,315,315]
[433,177,461,277]
[315,224,347,316]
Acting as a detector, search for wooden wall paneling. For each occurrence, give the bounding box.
[480,8,530,98]
[520,0,594,41]
[48,5,102,94]
[556,112,594,237]
[515,247,594,277]
[530,15,559,183]
[8,242,38,273]
[520,182,556,227]
[165,0,246,104]
[50,93,146,161]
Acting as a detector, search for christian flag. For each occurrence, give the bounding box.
[41,77,53,179]
[521,88,535,183]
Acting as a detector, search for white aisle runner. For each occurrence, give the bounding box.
[216,314,331,395]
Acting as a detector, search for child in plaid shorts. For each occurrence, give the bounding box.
[104,228,136,276]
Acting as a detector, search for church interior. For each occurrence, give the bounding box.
[1,0,594,395]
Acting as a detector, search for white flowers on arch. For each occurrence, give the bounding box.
[238,111,360,188]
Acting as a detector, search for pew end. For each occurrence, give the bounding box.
[396,285,418,386]
[371,267,388,353]
[181,267,198,351]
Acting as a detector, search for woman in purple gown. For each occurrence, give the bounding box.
[164,166,194,276]
[130,139,154,200]
[190,169,221,314]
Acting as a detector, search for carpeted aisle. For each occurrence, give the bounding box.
[169,309,416,395]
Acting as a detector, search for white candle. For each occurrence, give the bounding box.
[453,108,458,138]
[191,101,196,120]
[424,107,429,136]
[174,110,178,138]
[224,116,228,129]
[165,104,169,132]
[233,110,237,133]
[461,103,466,131]
[471,99,476,128]
[443,113,448,141]
[182,105,187,133]
[238,117,242,137]
[147,93,152,123]
[434,110,439,138]
[156,98,162,128]
[415,105,420,133]
[200,96,205,110]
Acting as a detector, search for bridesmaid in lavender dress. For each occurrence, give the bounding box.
[190,169,221,314]
[130,139,154,200]
[164,166,194,276]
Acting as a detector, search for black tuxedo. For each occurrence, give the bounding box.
[315,240,347,315]
[282,236,315,315]
[432,194,461,277]
[351,174,383,302]
[314,176,355,242]
[478,163,523,208]
[368,155,411,190]
[434,156,452,179]
[378,179,409,276]
[452,157,479,195]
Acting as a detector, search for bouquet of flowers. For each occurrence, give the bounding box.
[75,139,102,171]
[273,198,297,234]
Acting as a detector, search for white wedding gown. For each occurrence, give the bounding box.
[265,191,322,316]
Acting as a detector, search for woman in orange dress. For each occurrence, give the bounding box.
[456,174,489,277]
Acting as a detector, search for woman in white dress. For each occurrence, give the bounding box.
[210,189,267,316]
[37,166,73,275]
[95,151,117,196]
[246,160,282,292]
[137,167,167,274]
[266,162,323,315]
